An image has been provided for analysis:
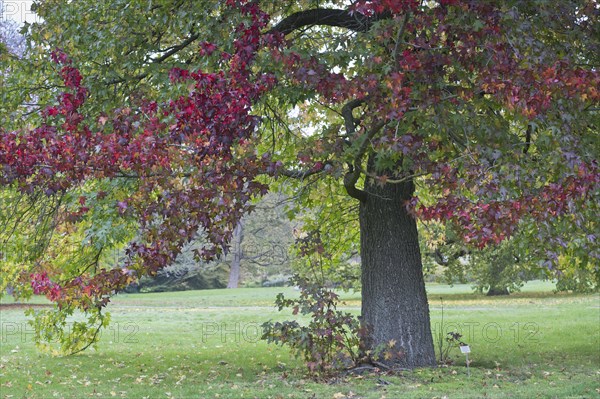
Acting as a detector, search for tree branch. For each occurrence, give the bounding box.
[269,8,387,35]
[344,120,386,202]
[106,32,199,85]
[523,123,532,154]
[344,167,368,201]
[151,33,199,64]
[67,310,105,356]
[357,165,429,184]
[341,98,366,136]
[392,13,410,66]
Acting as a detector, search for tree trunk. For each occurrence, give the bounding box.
[486,287,509,296]
[359,176,436,368]
[485,257,510,296]
[227,222,244,289]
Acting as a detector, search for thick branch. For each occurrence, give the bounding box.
[344,120,386,202]
[344,168,368,202]
[341,98,366,136]
[270,8,384,35]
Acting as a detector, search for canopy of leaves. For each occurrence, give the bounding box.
[0,0,598,351]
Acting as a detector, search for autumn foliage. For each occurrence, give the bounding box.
[0,0,598,355]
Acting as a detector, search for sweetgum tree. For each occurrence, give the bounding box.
[0,1,598,367]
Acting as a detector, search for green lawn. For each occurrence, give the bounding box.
[1,281,598,398]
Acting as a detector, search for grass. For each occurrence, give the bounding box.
[0,281,598,399]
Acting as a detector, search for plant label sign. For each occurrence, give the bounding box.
[460,345,471,354]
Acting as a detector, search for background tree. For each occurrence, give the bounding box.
[124,240,230,293]
[125,192,296,291]
[0,0,598,367]
[471,239,531,296]
[420,222,541,296]
[226,191,296,288]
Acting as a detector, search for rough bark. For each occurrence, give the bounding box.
[359,170,436,368]
[269,8,382,36]
[227,222,244,289]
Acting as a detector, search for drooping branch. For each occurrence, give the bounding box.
[67,309,106,356]
[269,8,386,35]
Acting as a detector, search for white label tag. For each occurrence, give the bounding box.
[460,345,471,354]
